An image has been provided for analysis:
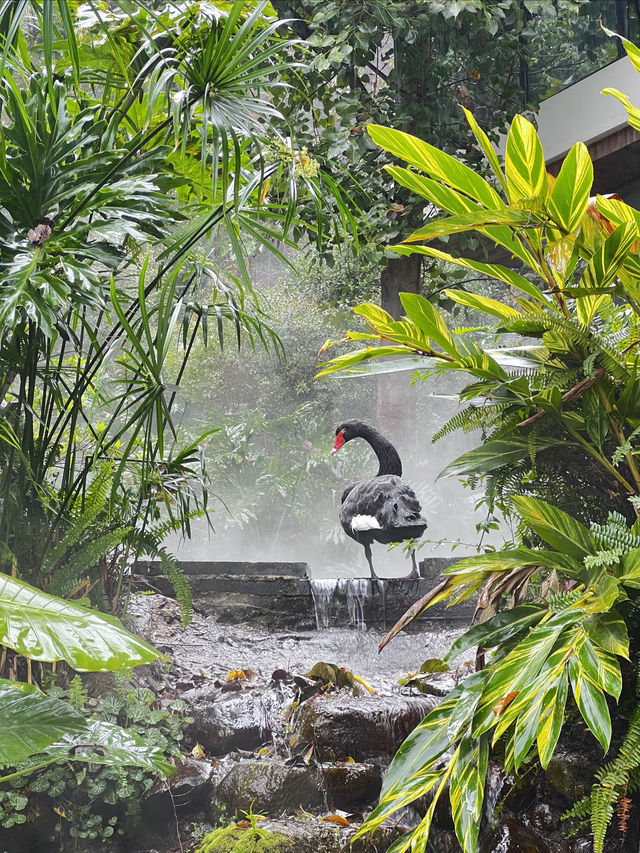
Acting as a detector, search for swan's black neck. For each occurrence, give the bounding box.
[352,423,402,477]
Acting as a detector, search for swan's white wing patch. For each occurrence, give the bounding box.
[351,514,382,531]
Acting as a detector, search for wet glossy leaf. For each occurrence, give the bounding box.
[450,734,488,853]
[439,437,564,479]
[446,605,546,662]
[536,672,568,768]
[511,496,595,560]
[0,684,85,765]
[43,720,176,776]
[584,612,630,658]
[0,573,166,671]
[568,657,611,752]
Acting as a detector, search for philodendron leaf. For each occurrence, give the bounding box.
[0,683,85,765]
[0,573,166,671]
[42,720,176,777]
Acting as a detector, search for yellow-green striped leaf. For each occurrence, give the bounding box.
[576,634,622,699]
[472,613,572,737]
[315,345,418,378]
[450,734,489,853]
[505,115,547,203]
[568,657,611,752]
[368,124,504,209]
[596,194,640,234]
[461,105,508,194]
[536,671,568,768]
[584,611,629,658]
[602,86,640,133]
[391,244,546,302]
[404,207,541,243]
[511,496,596,560]
[443,289,521,320]
[446,605,546,662]
[399,292,458,357]
[578,222,638,294]
[548,142,593,233]
[385,166,481,214]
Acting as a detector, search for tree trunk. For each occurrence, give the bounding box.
[377,253,421,454]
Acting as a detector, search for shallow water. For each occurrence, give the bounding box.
[129,593,469,694]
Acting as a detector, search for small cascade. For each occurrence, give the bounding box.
[309,578,375,631]
[309,579,338,629]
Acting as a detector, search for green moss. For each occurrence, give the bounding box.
[194,825,299,853]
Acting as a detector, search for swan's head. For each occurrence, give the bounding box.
[331,419,367,455]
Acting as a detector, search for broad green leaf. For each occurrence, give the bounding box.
[444,547,582,579]
[461,105,508,193]
[368,124,504,209]
[323,355,437,378]
[399,293,458,356]
[438,437,565,479]
[619,548,640,589]
[450,734,488,853]
[42,720,176,777]
[505,115,547,203]
[602,86,640,133]
[602,25,640,74]
[511,496,596,559]
[584,611,629,658]
[446,605,546,662]
[536,671,568,768]
[576,636,622,699]
[380,689,461,798]
[0,573,166,671]
[315,345,418,378]
[443,289,520,320]
[596,194,640,235]
[385,166,481,214]
[472,612,572,736]
[582,386,609,448]
[548,142,592,233]
[0,684,85,765]
[568,657,611,752]
[390,244,546,302]
[404,206,542,244]
[353,302,395,327]
[446,671,488,739]
[577,222,638,327]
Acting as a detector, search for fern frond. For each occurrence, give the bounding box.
[47,527,132,598]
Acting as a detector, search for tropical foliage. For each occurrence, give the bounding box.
[318,25,640,853]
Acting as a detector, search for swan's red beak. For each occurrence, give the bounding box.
[331,431,345,455]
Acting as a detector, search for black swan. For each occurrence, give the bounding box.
[331,419,427,579]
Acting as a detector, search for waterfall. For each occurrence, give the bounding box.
[309,578,374,630]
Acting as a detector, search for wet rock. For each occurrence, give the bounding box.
[142,755,214,819]
[184,684,286,755]
[480,818,551,853]
[321,762,382,810]
[211,760,326,819]
[545,742,599,802]
[254,816,404,853]
[294,692,439,761]
[210,758,382,820]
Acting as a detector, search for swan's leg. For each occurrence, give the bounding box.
[406,548,419,579]
[364,543,378,580]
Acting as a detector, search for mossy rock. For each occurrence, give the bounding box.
[194,825,299,853]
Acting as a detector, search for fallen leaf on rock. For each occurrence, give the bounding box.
[226,669,247,681]
[322,814,350,827]
[191,744,206,759]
